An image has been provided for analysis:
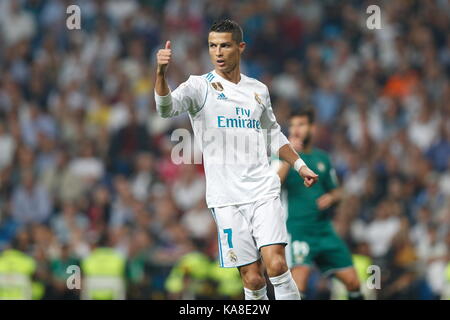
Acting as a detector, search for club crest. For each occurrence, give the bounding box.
[254,92,262,105]
[317,162,325,172]
[227,250,238,263]
[211,82,224,92]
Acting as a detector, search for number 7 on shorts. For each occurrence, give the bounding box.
[223,228,233,248]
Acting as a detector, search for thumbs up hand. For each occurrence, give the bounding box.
[157,41,171,75]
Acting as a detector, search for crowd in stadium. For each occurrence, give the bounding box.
[0,0,449,299]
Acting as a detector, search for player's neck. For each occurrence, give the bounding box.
[214,67,241,84]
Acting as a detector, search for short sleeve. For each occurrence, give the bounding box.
[260,85,289,155]
[155,75,208,118]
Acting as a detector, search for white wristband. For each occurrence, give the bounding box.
[293,158,306,172]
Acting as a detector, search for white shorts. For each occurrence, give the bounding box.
[210,195,288,268]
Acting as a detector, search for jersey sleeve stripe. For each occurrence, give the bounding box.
[205,72,215,82]
[210,208,224,267]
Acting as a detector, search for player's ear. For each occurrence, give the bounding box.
[239,42,246,54]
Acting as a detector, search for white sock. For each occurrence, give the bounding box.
[269,270,301,300]
[244,286,269,300]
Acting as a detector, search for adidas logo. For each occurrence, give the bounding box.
[217,93,227,100]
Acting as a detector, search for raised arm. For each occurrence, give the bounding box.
[155,40,171,96]
[154,40,207,118]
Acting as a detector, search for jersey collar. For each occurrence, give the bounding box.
[212,69,244,87]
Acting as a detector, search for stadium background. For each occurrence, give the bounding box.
[0,0,449,300]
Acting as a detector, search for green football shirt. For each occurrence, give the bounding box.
[283,148,339,229]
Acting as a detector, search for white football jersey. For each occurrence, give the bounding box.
[155,69,289,208]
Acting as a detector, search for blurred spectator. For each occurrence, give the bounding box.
[414,224,448,299]
[109,175,137,228]
[382,218,419,299]
[50,200,89,245]
[68,140,105,187]
[0,0,36,46]
[172,164,205,212]
[11,169,52,225]
[108,107,151,175]
[49,244,80,300]
[130,152,158,202]
[0,121,16,170]
[180,199,215,243]
[39,149,85,204]
[364,200,401,259]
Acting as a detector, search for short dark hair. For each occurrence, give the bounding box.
[290,108,315,124]
[209,19,243,44]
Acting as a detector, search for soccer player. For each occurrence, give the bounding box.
[154,19,318,300]
[277,108,364,300]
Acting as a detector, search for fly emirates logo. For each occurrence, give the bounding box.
[217,107,261,129]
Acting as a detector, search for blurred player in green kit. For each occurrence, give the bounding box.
[276,108,364,300]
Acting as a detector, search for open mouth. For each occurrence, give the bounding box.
[217,59,225,66]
